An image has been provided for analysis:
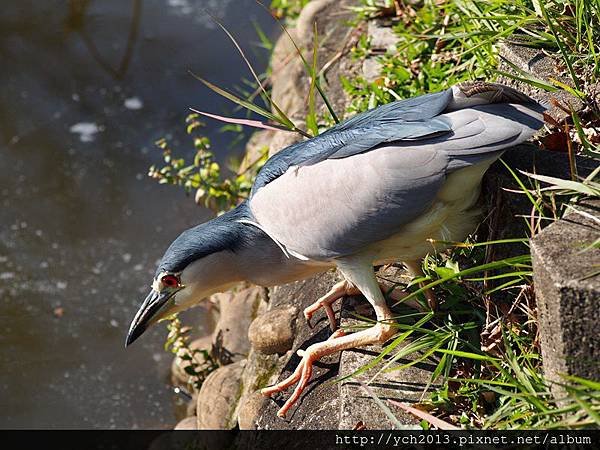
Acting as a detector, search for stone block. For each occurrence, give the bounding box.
[248,306,298,355]
[196,360,246,430]
[255,271,343,430]
[531,200,600,394]
[498,43,586,124]
[211,286,267,365]
[368,19,398,51]
[173,416,197,430]
[337,291,436,430]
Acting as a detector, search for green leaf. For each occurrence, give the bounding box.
[189,72,296,131]
[520,171,599,196]
[306,22,319,137]
[434,349,500,361]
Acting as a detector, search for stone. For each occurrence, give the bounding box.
[267,0,361,155]
[336,268,436,430]
[255,271,343,430]
[368,19,398,51]
[173,416,197,430]
[530,200,600,397]
[196,360,246,430]
[186,392,197,417]
[236,348,288,426]
[248,306,298,355]
[238,390,268,430]
[212,286,267,365]
[362,58,382,83]
[170,335,213,387]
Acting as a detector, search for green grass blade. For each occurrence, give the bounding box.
[255,0,340,123]
[306,22,319,136]
[337,312,435,382]
[435,348,500,362]
[359,383,405,429]
[499,159,545,216]
[208,12,297,130]
[537,0,582,94]
[521,171,600,196]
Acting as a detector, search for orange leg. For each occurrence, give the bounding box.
[303,280,360,331]
[263,260,397,418]
[303,276,425,332]
[261,318,396,417]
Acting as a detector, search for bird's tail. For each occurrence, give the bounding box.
[446,81,547,114]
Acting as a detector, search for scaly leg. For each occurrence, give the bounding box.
[263,259,397,418]
[303,280,360,331]
[303,277,417,332]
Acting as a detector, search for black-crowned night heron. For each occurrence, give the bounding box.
[126,82,545,418]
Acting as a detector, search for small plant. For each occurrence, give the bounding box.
[270,0,311,21]
[149,113,268,213]
[165,316,218,392]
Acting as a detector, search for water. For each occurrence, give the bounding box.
[0,0,277,428]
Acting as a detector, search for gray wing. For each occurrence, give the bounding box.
[249,102,544,260]
[251,88,454,195]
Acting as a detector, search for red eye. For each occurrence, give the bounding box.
[161,275,179,288]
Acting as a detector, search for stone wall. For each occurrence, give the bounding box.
[173,0,600,431]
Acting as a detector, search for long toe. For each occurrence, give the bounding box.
[277,353,316,418]
[261,360,305,397]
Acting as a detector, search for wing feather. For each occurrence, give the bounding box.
[249,102,545,260]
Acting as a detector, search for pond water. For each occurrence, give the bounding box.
[0,0,277,428]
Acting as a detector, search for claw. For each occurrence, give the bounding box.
[303,309,315,329]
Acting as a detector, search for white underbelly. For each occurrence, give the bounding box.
[348,160,493,264]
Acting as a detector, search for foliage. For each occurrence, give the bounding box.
[345,0,600,156]
[146,0,600,426]
[149,113,268,213]
[270,0,312,21]
[340,0,600,430]
[165,316,218,392]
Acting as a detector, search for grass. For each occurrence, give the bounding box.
[336,0,600,430]
[150,0,600,430]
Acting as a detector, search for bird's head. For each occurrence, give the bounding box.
[125,208,251,347]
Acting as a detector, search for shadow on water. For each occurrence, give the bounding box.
[0,0,277,428]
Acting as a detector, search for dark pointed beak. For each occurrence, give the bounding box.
[125,288,174,347]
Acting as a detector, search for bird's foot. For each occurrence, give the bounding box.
[260,348,318,418]
[303,280,360,331]
[260,332,352,418]
[304,279,428,331]
[261,322,395,418]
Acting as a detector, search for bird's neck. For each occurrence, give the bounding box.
[225,203,328,286]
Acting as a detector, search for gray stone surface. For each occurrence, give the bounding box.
[211,286,267,365]
[337,295,436,430]
[368,19,398,51]
[338,348,433,430]
[173,416,198,430]
[362,19,398,83]
[248,306,298,355]
[531,200,600,394]
[196,360,246,430]
[255,271,343,430]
